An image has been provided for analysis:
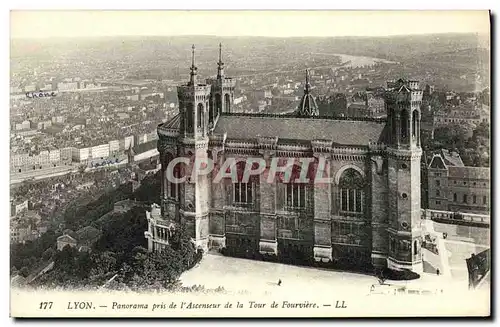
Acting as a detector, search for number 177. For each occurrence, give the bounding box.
[39,302,53,309]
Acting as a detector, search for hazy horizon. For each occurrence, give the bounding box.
[10,31,490,41]
[11,11,490,39]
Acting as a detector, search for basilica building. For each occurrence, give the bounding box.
[146,45,424,272]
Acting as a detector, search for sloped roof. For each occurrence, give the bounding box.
[76,226,102,244]
[398,84,411,93]
[441,149,464,167]
[138,160,158,171]
[158,112,387,146]
[133,140,157,154]
[448,166,490,180]
[348,103,367,110]
[213,114,386,145]
[429,155,447,170]
[162,113,181,129]
[61,229,78,240]
[57,234,77,244]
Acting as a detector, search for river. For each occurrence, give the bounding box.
[335,53,398,68]
[311,52,398,68]
[236,53,398,78]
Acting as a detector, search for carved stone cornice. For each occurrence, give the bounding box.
[208,133,227,148]
[257,136,278,150]
[276,143,311,153]
[275,150,311,158]
[226,140,258,149]
[179,137,209,149]
[157,138,177,156]
[311,139,333,154]
[386,147,422,160]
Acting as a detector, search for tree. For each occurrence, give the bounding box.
[42,248,56,261]
[19,267,29,278]
[28,179,201,290]
[471,122,490,143]
[54,245,79,271]
[423,122,490,168]
[75,251,92,280]
[90,251,118,278]
[78,165,87,174]
[94,207,148,254]
[132,171,161,204]
[433,125,470,151]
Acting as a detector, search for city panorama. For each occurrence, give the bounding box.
[10,12,490,315]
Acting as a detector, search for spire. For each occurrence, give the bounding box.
[190,44,197,85]
[304,69,311,94]
[217,42,225,79]
[219,43,222,63]
[297,69,318,117]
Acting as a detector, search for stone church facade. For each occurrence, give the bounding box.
[146,45,424,272]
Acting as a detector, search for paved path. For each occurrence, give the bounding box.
[181,254,378,296]
[420,218,490,291]
[180,253,462,296]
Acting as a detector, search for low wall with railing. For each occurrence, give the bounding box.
[421,209,489,228]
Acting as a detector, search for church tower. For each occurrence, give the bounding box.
[297,69,319,117]
[384,79,423,272]
[176,45,211,251]
[206,43,236,123]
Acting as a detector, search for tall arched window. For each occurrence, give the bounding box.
[165,153,181,200]
[401,109,409,141]
[412,110,419,137]
[339,168,365,213]
[185,103,194,133]
[215,94,222,115]
[208,95,214,123]
[230,161,259,208]
[284,164,307,210]
[224,93,231,113]
[390,109,397,143]
[197,103,204,129]
[276,160,316,213]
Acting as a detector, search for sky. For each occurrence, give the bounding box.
[10,10,490,39]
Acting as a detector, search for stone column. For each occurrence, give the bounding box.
[370,155,389,267]
[259,149,278,255]
[146,213,153,252]
[312,153,333,262]
[395,113,401,146]
[208,148,226,250]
